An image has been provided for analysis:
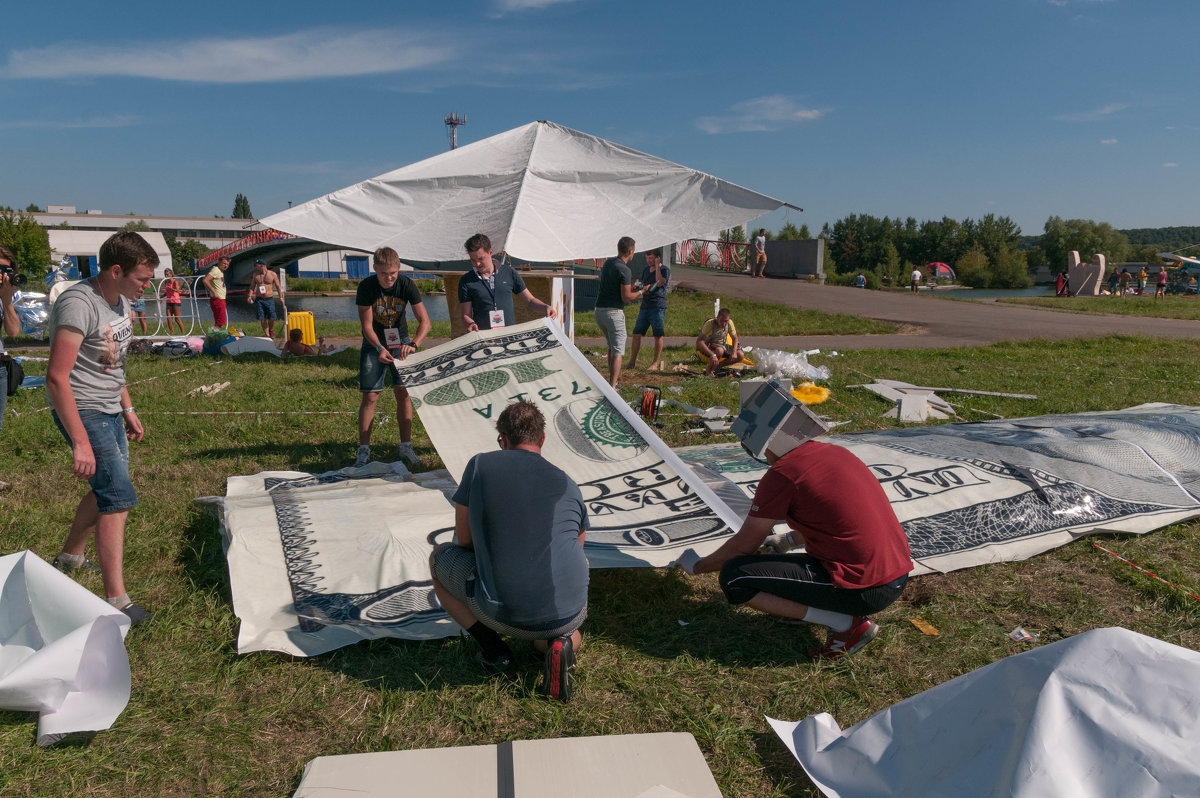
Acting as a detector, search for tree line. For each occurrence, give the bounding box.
[739,214,1197,289]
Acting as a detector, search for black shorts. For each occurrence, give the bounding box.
[719,553,907,616]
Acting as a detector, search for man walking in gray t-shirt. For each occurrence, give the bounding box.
[593,236,644,388]
[429,400,589,701]
[46,232,158,626]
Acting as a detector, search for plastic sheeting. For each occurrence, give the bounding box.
[0,551,131,745]
[260,120,790,262]
[677,403,1200,575]
[768,627,1200,798]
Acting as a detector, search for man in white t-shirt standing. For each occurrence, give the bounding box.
[910,267,922,294]
[46,232,159,626]
[752,229,768,278]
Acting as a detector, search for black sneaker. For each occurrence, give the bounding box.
[475,648,517,676]
[120,603,155,627]
[542,635,575,702]
[52,554,101,574]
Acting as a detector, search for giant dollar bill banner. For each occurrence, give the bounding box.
[211,466,463,656]
[393,319,744,568]
[677,403,1200,575]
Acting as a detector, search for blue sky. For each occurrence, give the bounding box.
[1,0,1195,239]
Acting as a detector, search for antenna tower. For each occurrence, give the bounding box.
[444,113,467,149]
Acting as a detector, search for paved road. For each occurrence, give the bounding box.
[645,265,1200,351]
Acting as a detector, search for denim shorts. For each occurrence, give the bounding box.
[52,409,138,513]
[254,297,277,320]
[0,363,7,432]
[130,299,146,313]
[359,339,412,392]
[632,305,666,338]
[593,308,627,355]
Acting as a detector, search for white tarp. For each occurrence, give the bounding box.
[393,319,743,567]
[0,551,131,745]
[768,627,1200,798]
[260,120,791,262]
[677,403,1200,575]
[209,464,461,656]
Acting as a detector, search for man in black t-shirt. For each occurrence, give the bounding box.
[593,236,644,388]
[353,247,431,468]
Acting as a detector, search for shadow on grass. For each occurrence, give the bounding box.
[586,569,821,667]
[750,729,817,798]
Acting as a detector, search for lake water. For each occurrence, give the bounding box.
[216,293,450,325]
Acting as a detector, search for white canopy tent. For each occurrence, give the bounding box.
[261,120,797,262]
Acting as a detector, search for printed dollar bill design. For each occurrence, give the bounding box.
[393,319,743,567]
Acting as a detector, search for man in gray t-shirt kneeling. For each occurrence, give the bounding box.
[430,400,589,701]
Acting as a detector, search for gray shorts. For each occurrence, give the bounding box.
[431,542,586,640]
[593,308,627,355]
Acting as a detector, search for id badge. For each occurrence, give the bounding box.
[258,285,267,295]
[383,327,402,351]
[488,309,506,328]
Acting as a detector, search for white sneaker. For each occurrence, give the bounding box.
[354,445,371,467]
[397,442,420,466]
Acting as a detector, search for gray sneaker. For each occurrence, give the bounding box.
[53,554,101,574]
[354,444,371,467]
[120,603,155,627]
[397,442,420,466]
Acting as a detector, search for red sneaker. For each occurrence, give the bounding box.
[809,616,879,660]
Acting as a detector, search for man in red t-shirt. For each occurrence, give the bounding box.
[675,381,912,659]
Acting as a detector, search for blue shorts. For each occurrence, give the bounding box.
[130,300,146,313]
[632,305,666,338]
[254,298,277,321]
[359,340,412,393]
[52,409,138,514]
[593,308,627,355]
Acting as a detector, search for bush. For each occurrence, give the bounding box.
[826,271,881,289]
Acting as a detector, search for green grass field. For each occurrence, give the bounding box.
[2,331,1198,796]
[993,293,1200,319]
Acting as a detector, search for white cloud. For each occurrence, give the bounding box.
[2,28,455,83]
[1163,162,1180,168]
[492,0,577,14]
[1053,103,1127,122]
[696,95,824,134]
[1100,138,1117,144]
[0,114,138,129]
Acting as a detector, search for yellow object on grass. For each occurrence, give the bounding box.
[287,311,316,346]
[790,383,830,405]
[694,333,754,367]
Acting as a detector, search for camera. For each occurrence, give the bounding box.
[0,263,27,287]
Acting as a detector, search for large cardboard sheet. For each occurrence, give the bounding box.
[678,403,1200,575]
[213,465,461,656]
[768,627,1200,798]
[0,551,131,745]
[294,732,722,798]
[393,319,742,568]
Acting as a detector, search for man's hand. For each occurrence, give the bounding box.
[377,347,396,365]
[124,411,144,443]
[247,296,254,304]
[396,343,416,361]
[465,321,479,333]
[759,532,795,555]
[673,548,702,575]
[545,306,557,320]
[72,441,96,480]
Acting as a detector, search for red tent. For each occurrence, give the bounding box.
[927,262,957,281]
